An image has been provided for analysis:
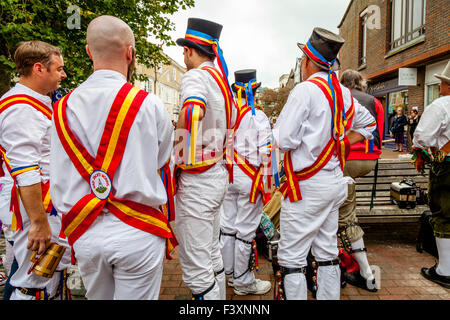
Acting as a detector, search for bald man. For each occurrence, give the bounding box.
[50,15,175,300]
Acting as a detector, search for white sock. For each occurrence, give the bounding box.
[435,237,450,276]
[351,238,374,281]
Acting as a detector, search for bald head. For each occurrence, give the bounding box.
[86,15,135,61]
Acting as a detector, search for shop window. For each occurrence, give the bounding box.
[426,84,441,106]
[389,0,426,50]
[387,90,408,130]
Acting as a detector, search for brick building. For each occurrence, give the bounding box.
[338,0,449,140]
[135,55,186,121]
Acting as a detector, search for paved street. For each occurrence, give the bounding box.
[159,222,450,300]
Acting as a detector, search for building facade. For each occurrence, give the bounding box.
[135,55,186,121]
[338,0,449,139]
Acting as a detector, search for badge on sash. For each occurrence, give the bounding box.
[89,170,112,200]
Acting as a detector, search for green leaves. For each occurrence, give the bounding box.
[0,0,194,92]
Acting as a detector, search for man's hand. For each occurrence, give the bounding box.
[346,130,365,145]
[27,218,52,254]
[18,183,52,255]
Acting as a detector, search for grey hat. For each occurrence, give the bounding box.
[434,60,450,84]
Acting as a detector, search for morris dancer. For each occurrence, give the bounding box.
[220,69,272,296]
[0,40,70,300]
[50,15,176,300]
[413,60,450,289]
[175,18,235,300]
[274,28,376,300]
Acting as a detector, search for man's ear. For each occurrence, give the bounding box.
[126,45,134,62]
[86,45,93,59]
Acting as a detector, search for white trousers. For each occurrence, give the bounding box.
[220,168,264,286]
[278,166,351,300]
[10,208,70,300]
[175,164,228,299]
[73,213,166,300]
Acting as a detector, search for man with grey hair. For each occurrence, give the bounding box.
[338,69,384,292]
[50,15,176,299]
[414,60,450,289]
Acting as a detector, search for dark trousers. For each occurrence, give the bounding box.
[429,161,450,239]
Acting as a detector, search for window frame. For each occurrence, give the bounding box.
[389,0,426,50]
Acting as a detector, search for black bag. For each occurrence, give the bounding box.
[416,210,439,258]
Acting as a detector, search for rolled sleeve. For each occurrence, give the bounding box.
[180,69,208,112]
[0,105,47,186]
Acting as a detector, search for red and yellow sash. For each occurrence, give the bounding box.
[280,78,355,202]
[53,83,177,259]
[177,66,235,178]
[0,94,54,230]
[233,150,266,203]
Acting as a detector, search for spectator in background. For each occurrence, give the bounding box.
[390,107,407,152]
[339,69,383,292]
[409,107,421,139]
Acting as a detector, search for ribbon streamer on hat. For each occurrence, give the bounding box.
[303,41,346,142]
[235,79,258,116]
[185,29,236,105]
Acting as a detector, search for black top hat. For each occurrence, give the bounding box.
[297,27,345,71]
[176,18,223,57]
[232,69,261,93]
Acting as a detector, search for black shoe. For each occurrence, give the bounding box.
[421,265,450,289]
[344,271,378,292]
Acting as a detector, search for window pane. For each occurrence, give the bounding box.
[393,0,402,41]
[412,0,423,30]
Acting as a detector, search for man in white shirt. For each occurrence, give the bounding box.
[0,40,70,300]
[174,17,235,300]
[413,60,450,289]
[274,28,376,300]
[50,15,175,300]
[220,69,272,296]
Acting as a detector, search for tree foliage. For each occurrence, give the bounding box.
[258,86,291,120]
[0,0,194,94]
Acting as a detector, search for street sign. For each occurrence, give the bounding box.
[398,68,417,86]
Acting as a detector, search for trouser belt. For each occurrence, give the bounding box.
[280,266,307,275]
[316,258,340,267]
[19,287,58,300]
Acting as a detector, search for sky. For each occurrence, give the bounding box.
[154,0,351,89]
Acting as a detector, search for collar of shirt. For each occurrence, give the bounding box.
[13,83,52,107]
[198,61,215,70]
[307,71,328,81]
[83,69,127,87]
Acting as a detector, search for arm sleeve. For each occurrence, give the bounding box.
[273,84,310,152]
[0,105,47,186]
[350,98,376,140]
[256,111,272,157]
[153,96,174,168]
[413,103,444,149]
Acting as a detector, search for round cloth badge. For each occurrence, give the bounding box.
[89,170,112,200]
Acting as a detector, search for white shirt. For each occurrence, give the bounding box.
[178,61,233,163]
[234,100,272,168]
[0,83,52,186]
[50,70,173,213]
[274,72,375,172]
[413,95,450,150]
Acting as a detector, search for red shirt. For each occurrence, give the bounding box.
[347,98,384,161]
